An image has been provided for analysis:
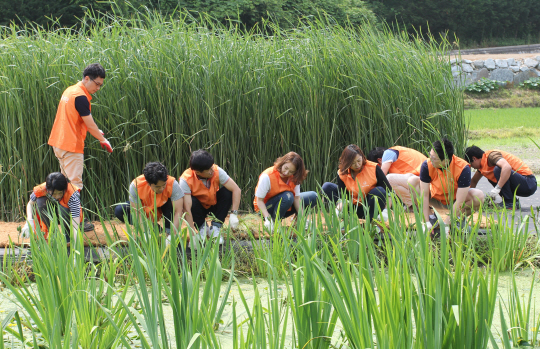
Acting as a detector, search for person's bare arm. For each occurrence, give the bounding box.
[172,197,184,233]
[223,179,241,211]
[81,115,106,142]
[470,171,483,188]
[256,197,271,219]
[452,187,470,220]
[381,162,392,175]
[494,158,512,189]
[182,194,197,231]
[293,195,302,215]
[26,200,35,220]
[420,181,431,222]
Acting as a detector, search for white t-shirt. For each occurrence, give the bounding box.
[255,173,300,198]
[179,166,230,194]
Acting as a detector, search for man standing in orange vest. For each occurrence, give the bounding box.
[180,150,241,244]
[367,146,427,208]
[464,146,537,209]
[408,139,484,236]
[48,63,113,232]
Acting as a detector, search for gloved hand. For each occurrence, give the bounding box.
[304,219,311,231]
[100,138,113,153]
[379,208,389,222]
[263,217,274,231]
[487,186,502,203]
[99,129,105,136]
[421,221,433,234]
[229,214,239,229]
[20,219,33,238]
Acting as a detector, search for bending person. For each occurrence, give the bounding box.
[21,172,82,243]
[464,146,536,209]
[48,63,113,232]
[114,162,184,236]
[254,152,317,229]
[367,145,426,208]
[408,139,484,234]
[322,145,391,221]
[180,150,241,244]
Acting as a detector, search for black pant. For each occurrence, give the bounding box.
[491,166,537,201]
[36,196,72,241]
[114,198,174,229]
[322,183,387,221]
[190,187,232,229]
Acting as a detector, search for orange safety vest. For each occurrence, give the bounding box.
[479,150,533,183]
[388,146,427,175]
[133,175,176,220]
[427,155,470,205]
[253,166,297,212]
[48,82,92,154]
[338,160,378,204]
[180,165,220,209]
[33,182,82,236]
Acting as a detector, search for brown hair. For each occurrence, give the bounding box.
[339,144,366,174]
[273,151,309,185]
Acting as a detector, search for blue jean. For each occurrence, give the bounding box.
[492,166,537,201]
[322,182,386,221]
[264,191,318,220]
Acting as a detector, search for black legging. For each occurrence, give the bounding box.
[114,198,174,229]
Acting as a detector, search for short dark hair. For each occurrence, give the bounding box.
[83,63,106,80]
[45,172,68,192]
[464,145,484,163]
[189,149,214,172]
[367,147,387,163]
[143,162,168,185]
[432,138,454,162]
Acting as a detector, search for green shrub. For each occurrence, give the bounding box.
[465,78,501,94]
[520,77,540,90]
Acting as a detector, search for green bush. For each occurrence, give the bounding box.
[0,11,466,220]
[520,77,540,90]
[465,78,500,94]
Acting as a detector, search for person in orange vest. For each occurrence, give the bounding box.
[48,63,113,233]
[20,172,82,243]
[464,146,537,209]
[408,139,484,235]
[367,146,427,208]
[322,145,391,221]
[114,162,184,238]
[180,150,242,244]
[254,152,317,230]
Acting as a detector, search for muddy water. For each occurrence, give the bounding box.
[1,271,539,347]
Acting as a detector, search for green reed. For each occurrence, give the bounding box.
[0,9,465,220]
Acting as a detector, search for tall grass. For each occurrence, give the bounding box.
[0,9,465,220]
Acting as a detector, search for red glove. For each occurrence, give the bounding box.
[100,138,113,153]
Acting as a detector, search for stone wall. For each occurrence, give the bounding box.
[451,56,540,86]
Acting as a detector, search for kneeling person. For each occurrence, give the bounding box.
[408,139,484,233]
[465,146,536,209]
[367,145,427,207]
[21,172,82,242]
[254,152,317,229]
[180,150,241,244]
[114,162,184,235]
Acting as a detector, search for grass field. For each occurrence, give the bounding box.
[466,107,540,173]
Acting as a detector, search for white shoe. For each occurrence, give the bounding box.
[189,226,208,248]
[165,235,171,246]
[209,225,224,244]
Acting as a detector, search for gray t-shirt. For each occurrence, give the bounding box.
[129,180,184,204]
[180,166,230,194]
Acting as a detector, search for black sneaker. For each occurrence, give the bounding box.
[505,198,521,210]
[83,218,95,232]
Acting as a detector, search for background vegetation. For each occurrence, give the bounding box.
[0,11,465,221]
[365,0,540,48]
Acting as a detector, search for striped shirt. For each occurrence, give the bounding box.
[30,191,81,219]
